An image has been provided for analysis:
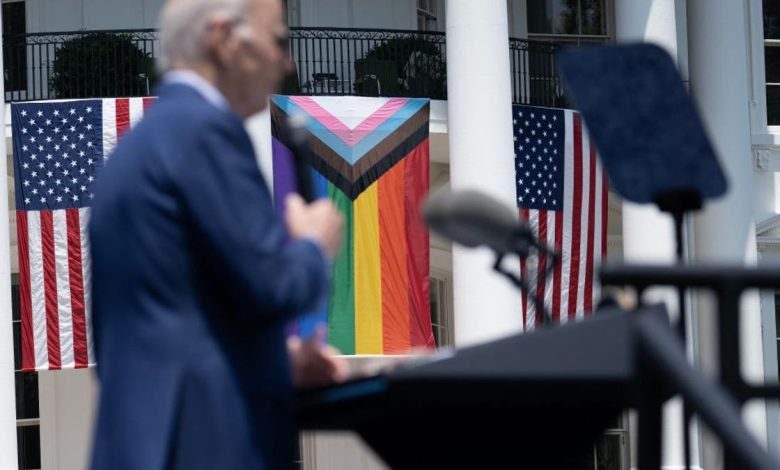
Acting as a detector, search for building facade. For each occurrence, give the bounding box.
[0,0,776,469]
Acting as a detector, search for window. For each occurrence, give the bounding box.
[765,0,780,126]
[12,276,41,470]
[527,0,610,46]
[525,0,610,107]
[417,0,437,32]
[429,275,452,347]
[3,1,27,95]
[577,414,629,470]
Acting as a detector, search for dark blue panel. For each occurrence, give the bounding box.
[558,43,727,204]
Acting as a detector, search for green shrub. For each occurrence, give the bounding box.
[50,32,154,99]
[363,36,446,98]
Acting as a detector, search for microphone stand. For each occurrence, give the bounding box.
[491,235,559,327]
[654,189,702,470]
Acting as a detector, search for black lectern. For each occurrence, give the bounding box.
[299,306,643,468]
[298,305,774,469]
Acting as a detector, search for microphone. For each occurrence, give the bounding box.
[281,113,315,203]
[423,189,535,256]
[426,189,558,326]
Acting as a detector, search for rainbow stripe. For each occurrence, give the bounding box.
[271,96,433,354]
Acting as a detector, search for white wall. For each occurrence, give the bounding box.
[302,431,388,470]
[324,0,505,36]
[25,0,164,33]
[38,370,99,470]
[507,0,528,38]
[295,0,416,30]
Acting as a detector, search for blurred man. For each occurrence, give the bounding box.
[89,0,346,468]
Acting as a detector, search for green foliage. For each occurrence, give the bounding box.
[363,36,446,98]
[364,37,439,74]
[50,32,154,99]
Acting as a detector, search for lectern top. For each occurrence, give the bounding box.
[558,43,727,204]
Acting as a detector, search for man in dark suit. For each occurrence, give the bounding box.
[89,0,346,468]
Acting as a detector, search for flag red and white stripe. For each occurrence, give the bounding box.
[15,97,155,370]
[514,106,608,330]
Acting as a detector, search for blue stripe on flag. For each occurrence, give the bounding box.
[271,96,428,165]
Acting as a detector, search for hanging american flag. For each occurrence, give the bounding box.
[12,97,155,371]
[514,105,608,331]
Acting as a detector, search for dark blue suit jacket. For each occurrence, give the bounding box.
[89,84,328,470]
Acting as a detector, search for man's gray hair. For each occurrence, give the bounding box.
[158,0,251,71]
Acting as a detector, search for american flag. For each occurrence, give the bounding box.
[12,97,155,371]
[514,105,608,331]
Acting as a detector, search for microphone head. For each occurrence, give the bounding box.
[286,113,310,147]
[423,188,527,254]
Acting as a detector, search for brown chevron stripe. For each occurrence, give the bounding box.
[271,100,430,200]
[302,122,428,200]
[308,103,429,184]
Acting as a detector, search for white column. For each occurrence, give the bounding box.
[38,370,99,470]
[445,0,522,346]
[0,12,19,469]
[614,0,680,292]
[687,0,768,467]
[614,2,701,469]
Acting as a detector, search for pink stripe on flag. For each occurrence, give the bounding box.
[66,209,88,368]
[143,97,157,112]
[289,96,409,147]
[567,114,584,321]
[17,211,35,371]
[116,98,130,140]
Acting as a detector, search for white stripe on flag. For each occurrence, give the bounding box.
[526,210,539,330]
[544,210,555,316]
[53,210,74,368]
[560,110,575,325]
[27,212,49,369]
[102,99,117,161]
[129,98,145,129]
[79,208,96,366]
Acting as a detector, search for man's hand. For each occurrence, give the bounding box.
[285,194,343,259]
[288,326,349,389]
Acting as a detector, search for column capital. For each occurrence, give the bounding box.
[754,148,772,171]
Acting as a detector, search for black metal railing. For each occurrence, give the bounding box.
[509,37,567,108]
[286,27,564,106]
[2,27,564,106]
[3,29,158,102]
[285,27,448,100]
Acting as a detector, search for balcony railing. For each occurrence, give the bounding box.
[286,28,448,100]
[3,29,158,102]
[2,27,565,106]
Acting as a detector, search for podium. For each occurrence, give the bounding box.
[299,307,653,469]
[298,302,777,469]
